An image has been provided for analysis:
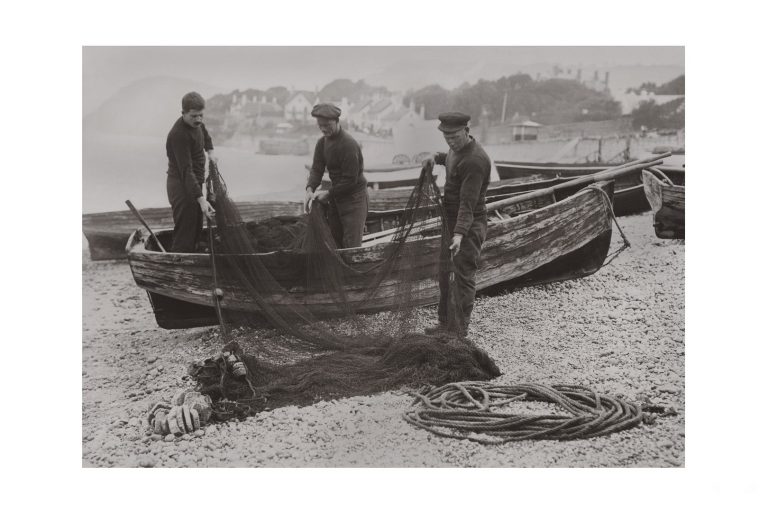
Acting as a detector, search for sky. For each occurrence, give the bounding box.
[83,46,684,115]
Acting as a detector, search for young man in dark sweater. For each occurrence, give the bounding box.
[304,103,368,248]
[424,112,491,338]
[165,92,217,253]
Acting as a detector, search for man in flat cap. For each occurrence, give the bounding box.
[165,91,218,252]
[425,112,491,338]
[304,103,368,248]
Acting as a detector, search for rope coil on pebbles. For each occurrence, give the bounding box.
[403,382,654,444]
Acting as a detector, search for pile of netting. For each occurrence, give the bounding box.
[190,161,499,418]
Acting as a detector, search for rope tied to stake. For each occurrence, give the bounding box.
[587,184,631,268]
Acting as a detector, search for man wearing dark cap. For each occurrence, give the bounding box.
[305,103,368,248]
[425,112,491,338]
[165,91,217,253]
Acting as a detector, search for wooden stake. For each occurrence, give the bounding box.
[125,199,167,252]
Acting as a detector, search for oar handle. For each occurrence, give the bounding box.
[485,153,671,213]
[125,199,167,252]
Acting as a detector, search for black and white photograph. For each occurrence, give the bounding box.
[82,45,686,468]
[7,0,767,509]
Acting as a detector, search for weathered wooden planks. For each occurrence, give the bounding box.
[83,201,305,261]
[494,161,612,181]
[642,169,685,239]
[127,182,615,327]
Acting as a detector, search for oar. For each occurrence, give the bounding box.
[125,199,167,252]
[648,166,675,186]
[484,153,670,214]
[362,153,670,243]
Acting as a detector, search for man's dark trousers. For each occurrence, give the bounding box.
[437,215,487,332]
[327,186,369,248]
[167,174,203,253]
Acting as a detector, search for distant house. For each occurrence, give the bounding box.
[348,100,371,129]
[365,98,398,131]
[284,91,316,124]
[379,102,424,133]
[241,99,284,129]
[508,114,542,141]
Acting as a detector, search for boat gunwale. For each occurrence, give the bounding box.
[128,182,613,260]
[642,169,685,192]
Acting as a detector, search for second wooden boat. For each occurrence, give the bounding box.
[642,168,685,239]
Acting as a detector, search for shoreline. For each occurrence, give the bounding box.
[82,211,684,467]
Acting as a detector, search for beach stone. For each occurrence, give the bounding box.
[164,434,175,442]
[147,356,158,364]
[138,457,156,468]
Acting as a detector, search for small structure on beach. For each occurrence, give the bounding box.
[508,114,542,141]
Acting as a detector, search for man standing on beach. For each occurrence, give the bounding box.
[304,103,368,248]
[424,112,491,338]
[166,91,217,253]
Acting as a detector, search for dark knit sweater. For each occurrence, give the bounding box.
[166,117,214,200]
[435,136,491,235]
[306,128,367,199]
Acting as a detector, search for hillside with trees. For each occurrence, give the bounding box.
[629,74,685,130]
[318,79,389,103]
[626,74,685,95]
[404,74,622,125]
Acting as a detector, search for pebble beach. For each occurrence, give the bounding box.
[81,211,684,468]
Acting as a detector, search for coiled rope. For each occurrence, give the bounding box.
[403,382,654,444]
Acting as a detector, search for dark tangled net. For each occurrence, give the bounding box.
[189,161,500,419]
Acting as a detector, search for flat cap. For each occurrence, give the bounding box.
[311,103,342,119]
[437,112,471,132]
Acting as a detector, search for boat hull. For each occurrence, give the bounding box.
[642,170,685,239]
[128,182,616,329]
[83,201,304,261]
[494,160,612,181]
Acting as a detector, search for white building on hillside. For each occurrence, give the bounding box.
[284,91,316,123]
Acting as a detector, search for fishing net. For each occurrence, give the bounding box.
[191,161,499,418]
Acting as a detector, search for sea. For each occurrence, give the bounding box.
[83,130,680,214]
[83,132,318,214]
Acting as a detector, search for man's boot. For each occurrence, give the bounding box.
[424,321,449,335]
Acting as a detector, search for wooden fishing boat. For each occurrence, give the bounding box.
[306,162,427,190]
[642,168,685,239]
[83,201,304,261]
[127,181,617,329]
[494,160,612,181]
[367,170,651,216]
[494,160,659,216]
[86,160,679,261]
[83,185,509,261]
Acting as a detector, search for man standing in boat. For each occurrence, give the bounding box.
[165,91,217,253]
[425,112,491,338]
[304,103,368,248]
